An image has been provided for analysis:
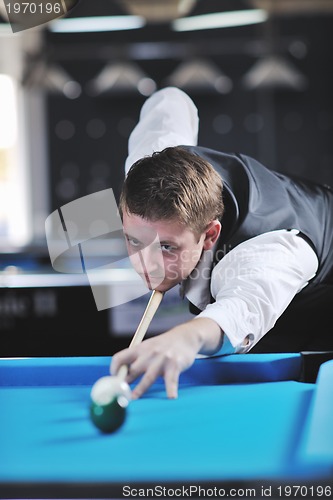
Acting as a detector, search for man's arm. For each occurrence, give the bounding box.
[111,230,318,399]
[111,317,223,399]
[198,229,319,353]
[125,87,199,175]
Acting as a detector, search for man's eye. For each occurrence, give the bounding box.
[127,237,140,247]
[161,244,175,253]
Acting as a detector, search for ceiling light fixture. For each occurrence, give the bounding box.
[22,61,82,98]
[86,62,157,97]
[166,59,233,94]
[120,0,197,23]
[173,9,268,32]
[242,54,307,90]
[49,15,145,33]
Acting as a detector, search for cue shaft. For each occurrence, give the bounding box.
[117,290,164,381]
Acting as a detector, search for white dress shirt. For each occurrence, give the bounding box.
[125,87,319,353]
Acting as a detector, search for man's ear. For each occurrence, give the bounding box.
[203,220,221,250]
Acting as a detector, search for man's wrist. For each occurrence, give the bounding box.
[190,317,224,355]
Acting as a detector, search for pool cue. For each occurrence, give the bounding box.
[117,290,164,382]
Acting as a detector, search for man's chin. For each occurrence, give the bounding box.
[154,283,173,292]
[148,280,176,293]
[138,273,179,292]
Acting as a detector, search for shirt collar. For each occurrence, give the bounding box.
[179,245,216,311]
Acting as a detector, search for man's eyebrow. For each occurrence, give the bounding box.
[159,239,178,246]
[125,232,178,247]
[124,232,141,241]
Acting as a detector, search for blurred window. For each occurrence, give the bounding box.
[0,73,30,247]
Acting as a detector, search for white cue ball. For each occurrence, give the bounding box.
[90,376,132,407]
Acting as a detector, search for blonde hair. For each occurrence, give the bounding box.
[119,146,224,235]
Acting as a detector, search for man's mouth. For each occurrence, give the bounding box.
[140,273,164,286]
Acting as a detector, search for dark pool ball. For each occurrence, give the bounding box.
[90,376,131,433]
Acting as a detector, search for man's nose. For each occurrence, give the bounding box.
[139,245,162,274]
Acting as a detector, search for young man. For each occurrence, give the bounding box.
[111,87,333,399]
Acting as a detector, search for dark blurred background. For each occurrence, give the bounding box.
[0,0,332,356]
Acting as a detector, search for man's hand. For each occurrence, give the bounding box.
[110,317,223,399]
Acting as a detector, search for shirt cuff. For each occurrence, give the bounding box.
[194,310,253,355]
[196,303,256,354]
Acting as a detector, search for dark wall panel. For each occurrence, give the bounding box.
[47,15,333,213]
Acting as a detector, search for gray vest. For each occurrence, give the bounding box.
[184,145,333,287]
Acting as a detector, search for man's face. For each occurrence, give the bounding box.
[122,212,207,292]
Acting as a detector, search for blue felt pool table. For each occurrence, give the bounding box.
[0,353,333,498]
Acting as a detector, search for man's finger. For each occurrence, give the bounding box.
[131,358,163,399]
[110,348,137,376]
[164,364,180,399]
[125,352,153,384]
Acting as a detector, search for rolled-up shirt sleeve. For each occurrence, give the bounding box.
[125,87,199,175]
[197,229,319,353]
